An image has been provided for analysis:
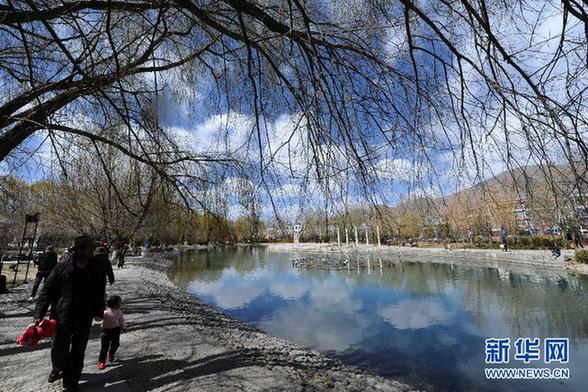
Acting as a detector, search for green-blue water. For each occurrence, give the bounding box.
[169,247,588,391]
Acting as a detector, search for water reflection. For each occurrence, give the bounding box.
[270,281,309,300]
[187,269,265,309]
[169,247,588,392]
[378,298,456,330]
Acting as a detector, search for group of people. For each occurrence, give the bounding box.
[30,235,127,392]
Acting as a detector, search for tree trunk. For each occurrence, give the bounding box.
[0,126,36,161]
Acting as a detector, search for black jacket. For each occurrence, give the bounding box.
[33,256,105,324]
[94,253,115,287]
[35,251,58,273]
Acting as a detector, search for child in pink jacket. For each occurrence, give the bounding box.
[98,295,125,369]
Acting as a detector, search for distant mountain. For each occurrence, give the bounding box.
[392,163,586,231]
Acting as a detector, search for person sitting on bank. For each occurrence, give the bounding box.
[33,235,105,392]
[550,243,561,258]
[28,246,58,301]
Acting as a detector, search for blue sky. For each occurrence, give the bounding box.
[1,0,585,221]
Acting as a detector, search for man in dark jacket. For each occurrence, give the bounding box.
[94,246,114,299]
[29,246,58,301]
[33,235,104,391]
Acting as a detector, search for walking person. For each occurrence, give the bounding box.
[500,227,509,252]
[98,295,125,369]
[33,235,105,392]
[28,246,58,301]
[94,246,115,299]
[116,242,127,269]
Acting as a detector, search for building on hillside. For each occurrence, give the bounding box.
[514,198,538,235]
[513,182,588,234]
[558,180,588,229]
[570,189,588,228]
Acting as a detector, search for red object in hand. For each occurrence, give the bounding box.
[16,324,40,347]
[36,319,57,339]
[16,319,57,347]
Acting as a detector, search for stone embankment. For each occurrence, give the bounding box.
[268,243,588,275]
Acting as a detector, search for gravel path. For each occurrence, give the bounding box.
[0,254,415,392]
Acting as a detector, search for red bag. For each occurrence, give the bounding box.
[37,319,57,339]
[16,319,57,347]
[16,324,40,347]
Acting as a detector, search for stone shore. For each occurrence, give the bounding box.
[0,253,415,392]
[267,243,588,275]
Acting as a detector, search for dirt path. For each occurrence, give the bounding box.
[0,255,414,392]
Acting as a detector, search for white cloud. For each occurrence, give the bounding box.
[374,158,416,181]
[410,185,441,199]
[167,111,254,155]
[272,183,302,198]
[264,113,310,173]
[383,23,408,63]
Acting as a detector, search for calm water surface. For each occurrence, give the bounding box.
[168,247,588,391]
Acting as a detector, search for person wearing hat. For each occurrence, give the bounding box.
[33,235,105,392]
[28,246,58,301]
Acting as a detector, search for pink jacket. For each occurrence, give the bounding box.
[102,308,125,329]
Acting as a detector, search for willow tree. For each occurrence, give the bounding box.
[0,1,586,217]
[34,140,161,242]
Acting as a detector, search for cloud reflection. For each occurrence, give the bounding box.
[188,273,265,309]
[378,299,454,330]
[309,279,362,313]
[270,281,310,300]
[259,277,368,351]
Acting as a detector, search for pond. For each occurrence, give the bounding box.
[168,247,588,392]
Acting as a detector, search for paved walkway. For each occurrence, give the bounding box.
[0,257,413,392]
